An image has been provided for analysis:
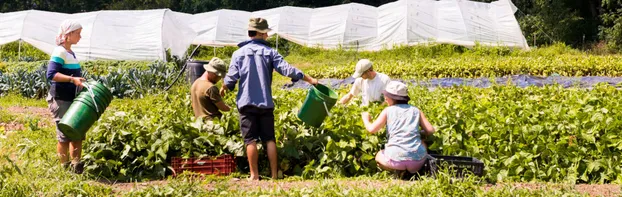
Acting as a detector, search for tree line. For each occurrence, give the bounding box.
[1,0,621,51]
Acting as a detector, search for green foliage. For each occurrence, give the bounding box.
[0,61,178,99]
[0,86,610,196]
[0,42,49,62]
[516,0,587,46]
[82,92,244,181]
[120,172,588,197]
[302,53,622,79]
[4,44,620,99]
[81,83,622,184]
[600,5,622,52]
[0,65,49,98]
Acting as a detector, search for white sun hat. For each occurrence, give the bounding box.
[352,59,373,78]
[382,81,410,101]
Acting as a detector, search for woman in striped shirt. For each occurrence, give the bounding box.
[46,19,85,174]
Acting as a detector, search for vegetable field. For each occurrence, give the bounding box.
[0,44,621,196]
[79,85,622,184]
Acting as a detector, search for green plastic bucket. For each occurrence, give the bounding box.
[75,94,107,117]
[58,81,113,141]
[297,84,339,127]
[86,80,113,103]
[58,100,99,140]
[85,85,111,105]
[74,97,100,115]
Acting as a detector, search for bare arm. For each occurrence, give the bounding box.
[339,93,354,104]
[52,73,85,87]
[361,110,388,134]
[46,61,85,87]
[302,74,318,85]
[215,101,231,112]
[419,111,435,136]
[340,79,360,104]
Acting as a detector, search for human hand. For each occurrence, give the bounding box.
[308,77,318,85]
[361,112,371,121]
[219,86,227,97]
[303,74,319,85]
[72,77,86,88]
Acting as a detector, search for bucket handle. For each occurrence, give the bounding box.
[82,83,100,113]
[322,102,331,117]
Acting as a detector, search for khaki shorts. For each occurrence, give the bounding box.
[47,94,83,142]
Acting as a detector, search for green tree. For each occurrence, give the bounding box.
[600,0,622,51]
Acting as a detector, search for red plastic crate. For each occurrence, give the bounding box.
[171,154,236,176]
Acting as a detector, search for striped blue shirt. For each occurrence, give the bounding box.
[46,46,82,101]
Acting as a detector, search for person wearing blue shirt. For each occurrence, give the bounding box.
[220,18,318,180]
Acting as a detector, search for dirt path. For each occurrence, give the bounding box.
[96,178,620,197]
[0,106,53,133]
[485,183,621,197]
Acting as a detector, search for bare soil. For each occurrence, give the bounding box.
[0,106,53,133]
[97,178,620,197]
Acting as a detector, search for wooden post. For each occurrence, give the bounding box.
[18,39,22,60]
[276,34,279,52]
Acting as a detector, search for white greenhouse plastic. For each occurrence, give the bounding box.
[0,9,195,61]
[0,0,528,61]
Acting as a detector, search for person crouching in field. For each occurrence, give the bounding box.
[361,81,435,174]
[191,57,231,120]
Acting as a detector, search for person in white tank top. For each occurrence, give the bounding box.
[361,81,436,173]
[339,59,391,106]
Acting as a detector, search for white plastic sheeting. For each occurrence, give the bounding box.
[72,9,196,60]
[374,0,528,50]
[374,0,436,49]
[0,9,195,61]
[177,9,250,46]
[307,3,378,49]
[251,6,313,45]
[0,0,529,61]
[0,10,68,55]
[489,0,528,48]
[249,0,527,50]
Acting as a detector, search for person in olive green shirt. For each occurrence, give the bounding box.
[191,57,231,119]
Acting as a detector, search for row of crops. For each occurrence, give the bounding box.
[0,61,179,98]
[1,49,622,184]
[79,84,622,184]
[304,55,622,79]
[3,53,622,99]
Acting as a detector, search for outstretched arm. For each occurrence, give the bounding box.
[361,110,388,134]
[419,111,435,136]
[221,57,240,96]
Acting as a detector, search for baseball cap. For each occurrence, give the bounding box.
[352,59,372,78]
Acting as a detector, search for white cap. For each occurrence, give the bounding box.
[384,81,408,97]
[352,59,372,78]
[383,81,410,101]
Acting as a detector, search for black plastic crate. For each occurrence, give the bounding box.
[427,154,484,178]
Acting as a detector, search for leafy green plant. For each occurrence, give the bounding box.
[0,66,50,99]
[81,83,622,184]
